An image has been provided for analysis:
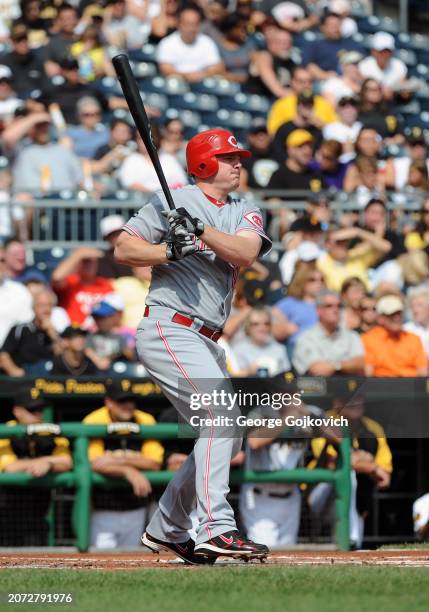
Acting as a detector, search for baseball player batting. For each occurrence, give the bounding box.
[115,128,272,564]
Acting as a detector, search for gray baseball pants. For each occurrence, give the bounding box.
[135,306,242,545]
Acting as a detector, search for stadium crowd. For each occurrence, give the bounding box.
[0,0,429,548]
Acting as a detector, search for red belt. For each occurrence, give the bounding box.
[144,306,222,342]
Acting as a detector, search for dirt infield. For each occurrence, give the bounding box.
[0,549,428,569]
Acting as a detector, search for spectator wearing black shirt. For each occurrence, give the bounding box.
[0,288,62,376]
[302,12,361,81]
[217,14,257,85]
[358,78,402,141]
[273,90,323,159]
[2,24,48,97]
[13,0,52,46]
[240,118,281,190]
[267,128,325,192]
[352,198,404,267]
[40,57,108,125]
[50,326,99,376]
[86,297,133,370]
[43,4,79,77]
[97,214,132,278]
[245,23,297,99]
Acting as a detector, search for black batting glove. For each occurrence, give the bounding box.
[165,227,198,261]
[162,207,205,237]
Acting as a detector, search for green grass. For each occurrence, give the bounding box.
[0,567,427,612]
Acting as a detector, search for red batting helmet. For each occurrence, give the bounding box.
[186,128,251,179]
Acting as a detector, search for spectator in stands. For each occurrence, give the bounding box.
[354,126,383,160]
[267,129,324,192]
[317,226,391,292]
[322,96,362,162]
[253,0,319,33]
[217,14,257,84]
[310,394,392,548]
[2,24,48,97]
[92,117,135,181]
[293,289,364,375]
[232,306,290,376]
[0,246,33,346]
[12,115,84,193]
[0,288,62,376]
[321,52,364,106]
[343,155,384,195]
[0,65,23,126]
[302,12,361,81]
[354,198,405,267]
[21,271,70,333]
[358,294,377,333]
[340,277,366,331]
[245,23,297,99]
[71,25,114,81]
[267,66,337,135]
[309,139,348,190]
[239,118,281,190]
[272,91,323,160]
[2,237,28,280]
[118,127,187,192]
[160,118,187,169]
[150,0,181,43]
[65,96,109,159]
[359,32,407,99]
[43,4,79,77]
[16,0,52,47]
[385,128,429,191]
[362,295,428,377]
[41,57,108,126]
[156,4,224,82]
[288,192,333,233]
[329,0,357,37]
[98,214,131,278]
[86,297,133,370]
[83,381,163,549]
[103,0,147,50]
[272,266,323,351]
[403,287,429,357]
[278,216,324,284]
[112,266,152,335]
[358,79,401,140]
[406,160,429,193]
[0,387,72,546]
[50,325,99,375]
[405,198,429,251]
[51,247,114,327]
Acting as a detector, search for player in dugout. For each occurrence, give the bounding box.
[0,387,72,546]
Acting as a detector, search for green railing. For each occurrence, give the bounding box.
[0,424,351,551]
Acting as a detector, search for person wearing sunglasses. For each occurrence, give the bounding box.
[293,288,364,376]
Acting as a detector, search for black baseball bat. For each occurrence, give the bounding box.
[112,53,176,211]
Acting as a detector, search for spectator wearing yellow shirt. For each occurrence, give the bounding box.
[267,66,337,135]
[317,226,391,292]
[309,394,392,548]
[83,381,164,549]
[71,26,114,81]
[0,387,72,546]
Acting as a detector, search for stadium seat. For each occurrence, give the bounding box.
[190,77,240,97]
[164,108,202,129]
[396,48,417,66]
[168,92,218,112]
[397,100,421,117]
[96,76,122,97]
[355,15,399,35]
[110,362,147,377]
[139,75,167,94]
[403,111,429,129]
[202,109,252,131]
[33,247,71,279]
[408,64,429,80]
[128,44,157,64]
[134,62,157,79]
[224,93,270,115]
[140,92,168,113]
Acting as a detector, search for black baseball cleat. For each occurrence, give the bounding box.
[141,532,215,565]
[194,531,269,561]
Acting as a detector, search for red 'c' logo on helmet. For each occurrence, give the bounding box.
[227,135,238,147]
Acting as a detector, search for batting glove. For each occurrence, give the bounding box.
[165,226,198,261]
[162,207,205,237]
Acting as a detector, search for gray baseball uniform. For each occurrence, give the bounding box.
[123,185,271,545]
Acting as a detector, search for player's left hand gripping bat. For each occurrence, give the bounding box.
[112,53,176,211]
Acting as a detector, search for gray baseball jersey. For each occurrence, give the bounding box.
[123,185,272,328]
